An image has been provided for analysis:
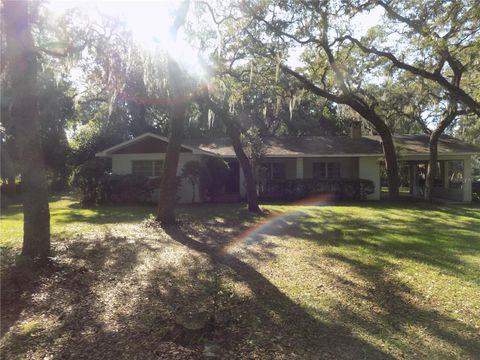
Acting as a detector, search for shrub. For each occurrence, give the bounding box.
[71,159,163,206]
[259,178,375,201]
[70,159,109,206]
[203,157,229,201]
[100,174,158,204]
[472,180,480,202]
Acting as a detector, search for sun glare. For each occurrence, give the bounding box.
[46,0,206,77]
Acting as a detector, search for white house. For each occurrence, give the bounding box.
[96,126,479,203]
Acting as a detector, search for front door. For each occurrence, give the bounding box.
[225,161,240,193]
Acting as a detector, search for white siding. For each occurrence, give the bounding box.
[359,157,381,200]
[111,153,205,203]
[296,158,304,179]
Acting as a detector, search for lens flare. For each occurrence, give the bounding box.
[220,193,335,255]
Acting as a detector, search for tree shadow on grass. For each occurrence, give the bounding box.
[322,252,480,358]
[1,230,172,359]
[2,202,478,359]
[177,203,479,358]
[228,206,480,284]
[164,226,393,359]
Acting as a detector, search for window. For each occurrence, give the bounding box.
[261,162,286,180]
[132,160,163,177]
[448,160,463,189]
[313,162,341,179]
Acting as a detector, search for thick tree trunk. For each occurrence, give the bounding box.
[156,1,190,226]
[205,97,261,212]
[156,59,186,226]
[4,0,51,259]
[377,127,400,200]
[7,176,17,197]
[192,182,196,203]
[346,100,400,200]
[424,132,440,201]
[424,107,458,201]
[231,133,261,213]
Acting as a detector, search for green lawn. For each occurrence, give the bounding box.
[1,194,479,359]
[0,194,154,249]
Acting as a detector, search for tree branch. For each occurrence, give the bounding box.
[343,35,480,116]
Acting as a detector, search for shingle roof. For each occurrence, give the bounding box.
[382,134,480,155]
[185,134,480,157]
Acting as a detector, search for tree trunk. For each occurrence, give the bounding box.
[156,59,186,225]
[4,0,51,259]
[7,176,17,197]
[424,107,458,201]
[377,127,400,200]
[205,97,261,212]
[192,182,196,203]
[346,99,400,200]
[424,132,440,201]
[231,134,261,212]
[156,1,190,226]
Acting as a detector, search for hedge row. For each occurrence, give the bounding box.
[259,178,375,201]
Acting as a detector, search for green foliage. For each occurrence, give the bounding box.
[203,157,230,201]
[472,180,480,202]
[70,159,109,206]
[260,178,375,201]
[241,127,267,172]
[2,69,76,190]
[100,174,160,204]
[68,106,128,166]
[71,158,163,206]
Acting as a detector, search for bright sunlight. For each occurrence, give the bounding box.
[47,0,206,76]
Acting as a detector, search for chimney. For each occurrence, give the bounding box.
[350,120,362,139]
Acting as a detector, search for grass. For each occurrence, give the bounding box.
[1,193,154,249]
[1,194,479,359]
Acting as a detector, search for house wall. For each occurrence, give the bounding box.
[111,153,205,203]
[358,157,381,200]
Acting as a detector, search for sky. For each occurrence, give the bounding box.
[46,1,177,49]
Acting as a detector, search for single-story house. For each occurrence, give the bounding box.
[96,124,480,203]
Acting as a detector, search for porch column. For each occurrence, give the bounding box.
[463,156,472,202]
[296,157,304,179]
[409,163,414,194]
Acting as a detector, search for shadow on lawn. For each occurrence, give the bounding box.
[1,224,392,359]
[163,226,393,359]
[2,202,479,359]
[179,203,480,358]
[322,253,480,358]
[231,205,480,283]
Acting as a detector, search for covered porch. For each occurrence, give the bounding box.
[403,156,472,202]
